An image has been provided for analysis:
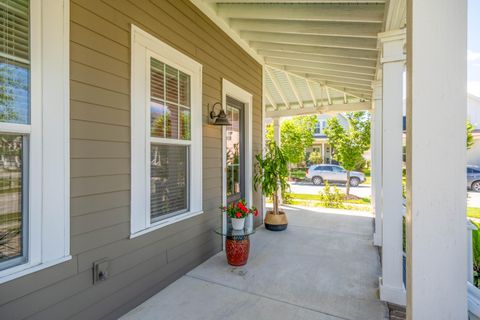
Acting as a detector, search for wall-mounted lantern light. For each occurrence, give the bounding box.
[209,102,231,126]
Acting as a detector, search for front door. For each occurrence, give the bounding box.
[225,96,245,206]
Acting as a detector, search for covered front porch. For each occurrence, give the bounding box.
[121,206,389,320]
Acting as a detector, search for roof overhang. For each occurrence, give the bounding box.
[191,0,406,116]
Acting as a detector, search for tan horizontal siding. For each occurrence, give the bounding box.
[0,0,262,319]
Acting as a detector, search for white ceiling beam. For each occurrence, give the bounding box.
[258,50,377,68]
[326,85,370,100]
[217,3,385,24]
[316,80,372,91]
[306,80,318,108]
[285,73,304,108]
[241,31,377,51]
[264,89,278,110]
[281,66,374,81]
[304,75,372,89]
[251,42,378,60]
[265,67,291,109]
[325,86,332,105]
[206,0,385,4]
[265,101,371,117]
[230,19,381,39]
[266,58,375,76]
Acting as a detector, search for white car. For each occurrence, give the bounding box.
[306,164,366,187]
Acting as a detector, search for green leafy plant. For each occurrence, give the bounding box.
[308,151,323,165]
[318,181,345,209]
[467,120,475,150]
[254,141,289,215]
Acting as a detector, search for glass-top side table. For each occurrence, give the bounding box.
[214,227,255,266]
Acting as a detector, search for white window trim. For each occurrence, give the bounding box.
[221,79,253,238]
[0,0,70,284]
[130,25,203,238]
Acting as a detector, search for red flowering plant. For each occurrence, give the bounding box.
[220,199,258,219]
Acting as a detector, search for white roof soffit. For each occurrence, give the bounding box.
[191,0,405,116]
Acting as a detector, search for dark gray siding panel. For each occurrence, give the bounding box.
[0,0,263,319]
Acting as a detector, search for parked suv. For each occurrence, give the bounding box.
[306,164,366,187]
[468,165,480,192]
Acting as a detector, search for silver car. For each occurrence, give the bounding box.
[306,164,366,187]
[468,166,480,192]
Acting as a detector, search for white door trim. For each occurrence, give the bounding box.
[221,79,253,244]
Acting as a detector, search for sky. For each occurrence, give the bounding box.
[469,0,480,97]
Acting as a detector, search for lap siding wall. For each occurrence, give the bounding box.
[0,1,263,319]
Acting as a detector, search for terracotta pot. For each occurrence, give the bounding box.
[264,210,288,231]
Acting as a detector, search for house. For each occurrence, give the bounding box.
[309,114,349,164]
[0,0,472,319]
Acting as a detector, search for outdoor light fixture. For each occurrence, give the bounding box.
[209,102,231,126]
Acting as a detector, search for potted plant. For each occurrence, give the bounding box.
[221,199,258,230]
[254,141,289,231]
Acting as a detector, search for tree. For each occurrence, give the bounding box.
[266,116,317,166]
[467,120,475,150]
[324,112,371,196]
[308,151,322,164]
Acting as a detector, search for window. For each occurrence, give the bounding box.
[315,119,327,135]
[314,121,321,134]
[0,0,69,282]
[332,166,345,172]
[131,26,203,236]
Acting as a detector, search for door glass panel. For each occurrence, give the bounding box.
[226,107,240,198]
[225,97,245,203]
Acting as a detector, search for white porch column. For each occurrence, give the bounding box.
[371,80,383,247]
[406,0,467,318]
[273,117,281,146]
[379,29,406,306]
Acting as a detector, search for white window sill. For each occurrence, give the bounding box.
[130,210,204,239]
[0,255,72,285]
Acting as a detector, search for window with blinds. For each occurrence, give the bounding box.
[149,57,191,222]
[0,0,29,270]
[131,26,202,235]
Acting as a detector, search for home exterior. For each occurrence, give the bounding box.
[309,114,349,164]
[0,1,263,319]
[0,0,473,319]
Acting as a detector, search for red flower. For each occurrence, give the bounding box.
[237,202,249,213]
[253,209,258,217]
[236,212,242,218]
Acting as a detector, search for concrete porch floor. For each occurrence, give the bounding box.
[121,206,388,320]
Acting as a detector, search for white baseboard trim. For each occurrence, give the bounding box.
[373,232,383,247]
[380,277,406,306]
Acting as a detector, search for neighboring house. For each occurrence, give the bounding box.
[467,94,480,166]
[308,114,349,164]
[0,2,263,319]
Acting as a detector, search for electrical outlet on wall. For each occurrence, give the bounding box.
[93,258,109,284]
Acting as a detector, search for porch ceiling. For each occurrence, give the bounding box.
[193,0,406,116]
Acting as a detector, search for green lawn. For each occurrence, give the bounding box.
[468,207,480,220]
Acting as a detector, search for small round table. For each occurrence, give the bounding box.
[214,227,255,266]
